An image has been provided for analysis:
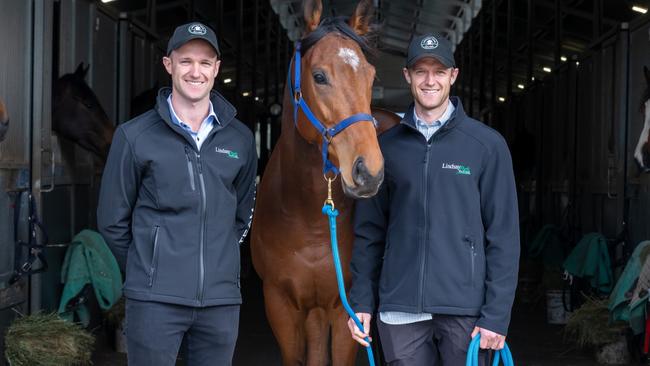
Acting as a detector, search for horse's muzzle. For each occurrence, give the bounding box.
[343,157,384,198]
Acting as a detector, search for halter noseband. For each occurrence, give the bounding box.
[289,41,374,176]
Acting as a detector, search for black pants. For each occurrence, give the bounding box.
[377,315,491,366]
[125,298,240,366]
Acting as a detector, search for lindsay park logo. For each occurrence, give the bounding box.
[442,163,471,175]
[216,147,239,159]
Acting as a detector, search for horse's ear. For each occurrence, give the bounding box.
[349,0,374,36]
[645,66,650,85]
[74,62,90,79]
[303,0,322,34]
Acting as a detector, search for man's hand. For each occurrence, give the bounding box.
[347,312,372,347]
[471,326,506,350]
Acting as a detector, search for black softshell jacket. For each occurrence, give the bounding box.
[98,88,257,307]
[349,98,520,335]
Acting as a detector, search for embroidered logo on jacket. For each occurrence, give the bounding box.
[442,163,471,175]
[216,147,239,159]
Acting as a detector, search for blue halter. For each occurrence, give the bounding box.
[289,41,374,175]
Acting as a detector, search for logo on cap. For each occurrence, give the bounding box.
[188,23,207,35]
[421,36,438,50]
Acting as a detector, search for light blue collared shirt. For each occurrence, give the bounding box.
[167,95,219,150]
[378,99,455,326]
[413,99,455,141]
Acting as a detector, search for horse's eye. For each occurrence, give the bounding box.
[84,101,93,109]
[313,72,328,85]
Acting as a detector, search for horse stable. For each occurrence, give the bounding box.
[0,0,649,365]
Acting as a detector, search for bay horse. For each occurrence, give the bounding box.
[634,66,650,172]
[251,0,392,364]
[0,97,8,142]
[52,63,115,163]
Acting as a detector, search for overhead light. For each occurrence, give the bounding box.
[498,97,506,102]
[517,84,525,90]
[632,5,648,14]
[576,61,580,67]
[223,78,232,84]
[560,56,567,62]
[531,76,535,81]
[254,97,259,101]
[101,0,117,2]
[242,92,250,97]
[543,66,552,73]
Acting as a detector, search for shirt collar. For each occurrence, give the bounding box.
[413,99,455,128]
[166,94,220,130]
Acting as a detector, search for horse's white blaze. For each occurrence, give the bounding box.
[634,99,650,169]
[338,48,360,71]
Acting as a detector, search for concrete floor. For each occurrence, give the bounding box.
[92,270,630,366]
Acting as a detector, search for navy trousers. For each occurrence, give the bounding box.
[125,298,239,366]
[377,315,491,366]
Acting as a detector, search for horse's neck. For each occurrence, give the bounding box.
[645,107,650,143]
[0,99,7,123]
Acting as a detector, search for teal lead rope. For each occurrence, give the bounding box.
[322,202,375,366]
[466,334,515,366]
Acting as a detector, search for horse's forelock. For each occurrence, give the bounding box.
[56,73,100,102]
[301,16,375,56]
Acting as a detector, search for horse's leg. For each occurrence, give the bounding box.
[304,308,329,366]
[264,283,307,366]
[329,305,358,366]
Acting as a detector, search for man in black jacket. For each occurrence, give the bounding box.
[98,22,257,366]
[347,33,519,365]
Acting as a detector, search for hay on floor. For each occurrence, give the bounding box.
[4,312,94,366]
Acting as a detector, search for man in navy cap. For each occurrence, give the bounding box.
[98,21,257,366]
[347,33,520,365]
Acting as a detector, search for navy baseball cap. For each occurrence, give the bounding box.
[167,22,220,57]
[406,34,455,69]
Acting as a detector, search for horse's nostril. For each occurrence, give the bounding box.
[352,158,367,186]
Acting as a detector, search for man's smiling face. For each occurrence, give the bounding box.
[403,57,458,113]
[163,39,220,104]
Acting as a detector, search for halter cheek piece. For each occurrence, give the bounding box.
[289,41,374,176]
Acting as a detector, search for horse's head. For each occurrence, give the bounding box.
[293,0,383,199]
[634,66,650,172]
[53,63,114,162]
[0,97,8,142]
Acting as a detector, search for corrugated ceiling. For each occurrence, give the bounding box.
[270,0,482,53]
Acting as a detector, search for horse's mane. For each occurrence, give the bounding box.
[301,16,375,56]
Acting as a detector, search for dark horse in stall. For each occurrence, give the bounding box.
[0,97,9,142]
[52,63,114,163]
[634,66,650,172]
[251,0,398,364]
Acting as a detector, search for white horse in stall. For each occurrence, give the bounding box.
[634,66,650,172]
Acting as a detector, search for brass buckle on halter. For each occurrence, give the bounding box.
[323,173,338,210]
[294,91,302,103]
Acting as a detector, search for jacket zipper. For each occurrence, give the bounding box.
[148,225,160,287]
[196,152,207,304]
[185,148,196,191]
[418,142,431,312]
[469,236,476,286]
[236,246,241,288]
